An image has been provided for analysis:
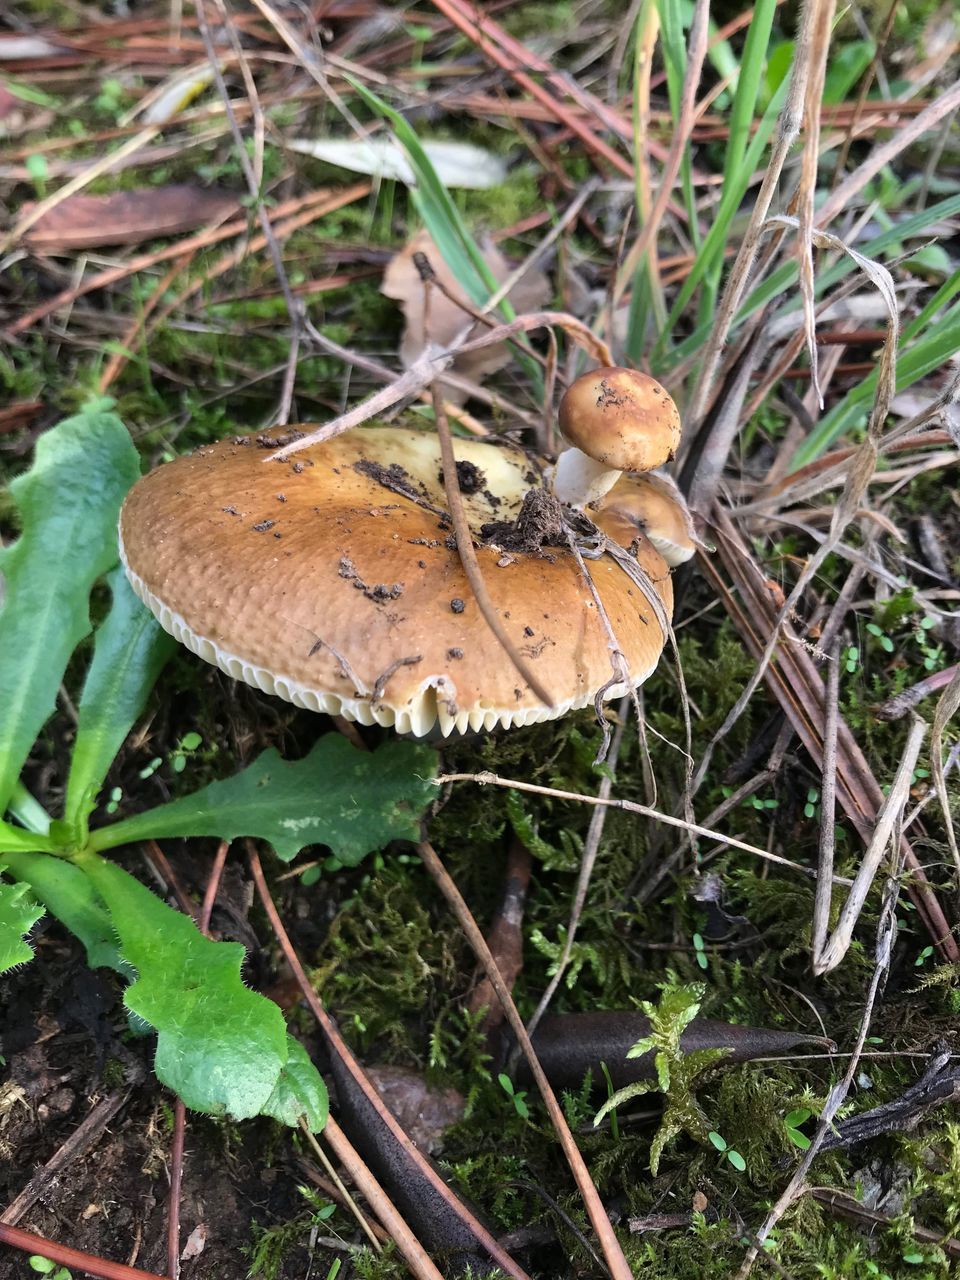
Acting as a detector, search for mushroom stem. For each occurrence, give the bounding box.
[552,446,622,508]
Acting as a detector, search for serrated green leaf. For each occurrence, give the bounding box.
[80,854,289,1119]
[64,567,176,837]
[0,404,139,813]
[91,737,438,862]
[0,871,44,972]
[261,1037,329,1132]
[2,850,120,971]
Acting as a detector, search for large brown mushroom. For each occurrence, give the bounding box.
[119,425,676,737]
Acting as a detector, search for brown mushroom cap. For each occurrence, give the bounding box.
[118,426,673,737]
[558,367,681,473]
[600,473,697,567]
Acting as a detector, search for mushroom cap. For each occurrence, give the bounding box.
[601,473,697,567]
[558,367,681,473]
[118,426,673,737]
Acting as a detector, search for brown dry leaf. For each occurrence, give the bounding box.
[22,185,240,251]
[381,228,550,404]
[364,1065,466,1155]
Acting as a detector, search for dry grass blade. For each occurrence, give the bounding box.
[614,0,710,311]
[796,0,837,408]
[417,839,635,1280]
[735,860,903,1279]
[435,772,854,884]
[701,509,959,964]
[692,217,899,778]
[817,78,960,228]
[267,310,613,461]
[814,717,927,974]
[0,126,160,255]
[4,185,369,339]
[930,666,960,882]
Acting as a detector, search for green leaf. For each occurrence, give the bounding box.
[0,820,55,855]
[261,1036,329,1133]
[64,567,176,837]
[0,871,44,973]
[784,1107,812,1128]
[91,737,438,863]
[0,403,139,813]
[80,854,289,1119]
[2,850,121,971]
[592,1078,656,1127]
[708,1130,727,1151]
[727,1149,747,1172]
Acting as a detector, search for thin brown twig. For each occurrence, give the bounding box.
[436,772,853,885]
[0,1223,166,1280]
[167,1104,186,1280]
[431,383,553,705]
[417,839,633,1280]
[244,842,529,1280]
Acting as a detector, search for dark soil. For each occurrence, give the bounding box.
[0,927,310,1279]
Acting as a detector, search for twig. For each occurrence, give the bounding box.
[734,824,906,1278]
[930,666,960,884]
[435,773,853,884]
[0,1223,166,1280]
[417,839,634,1280]
[524,705,628,1042]
[245,842,529,1280]
[431,384,553,704]
[267,309,612,461]
[167,1103,186,1280]
[1,1091,131,1226]
[811,639,840,965]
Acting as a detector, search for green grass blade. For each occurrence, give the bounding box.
[0,402,139,814]
[64,568,176,840]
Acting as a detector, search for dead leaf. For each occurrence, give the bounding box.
[22,186,240,251]
[365,1065,466,1155]
[0,402,43,435]
[382,228,550,404]
[180,1222,207,1260]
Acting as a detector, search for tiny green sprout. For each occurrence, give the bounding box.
[912,767,930,785]
[325,1261,342,1280]
[138,756,162,780]
[708,1130,746,1171]
[29,1258,72,1280]
[300,864,321,887]
[105,785,123,815]
[844,645,859,673]
[783,1107,812,1150]
[915,945,934,967]
[692,932,708,971]
[498,1072,530,1120]
[25,153,48,198]
[901,1249,926,1265]
[803,787,819,819]
[170,731,203,774]
[866,621,895,653]
[750,795,778,811]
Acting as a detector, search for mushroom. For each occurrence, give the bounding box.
[552,366,681,509]
[600,472,698,568]
[118,426,675,738]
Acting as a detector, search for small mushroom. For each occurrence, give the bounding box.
[118,426,676,738]
[601,472,698,568]
[552,366,681,508]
